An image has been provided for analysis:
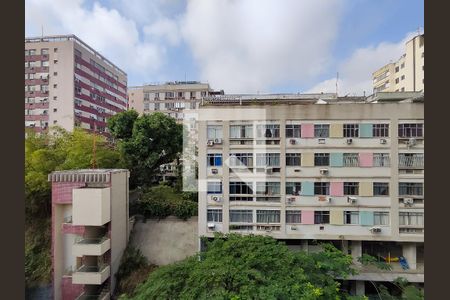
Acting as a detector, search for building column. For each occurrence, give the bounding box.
[355,281,365,296]
[350,240,362,264]
[341,240,349,255]
[300,239,309,252]
[402,242,417,270]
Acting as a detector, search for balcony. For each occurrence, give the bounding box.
[73,237,111,257]
[72,188,111,226]
[350,262,424,283]
[72,265,110,285]
[399,155,424,169]
[75,292,110,300]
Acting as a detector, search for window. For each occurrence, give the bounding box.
[54,48,58,52]
[256,124,280,138]
[230,125,253,138]
[143,103,150,111]
[286,182,301,195]
[207,209,222,222]
[343,124,359,137]
[154,103,160,111]
[373,183,389,196]
[286,211,301,224]
[41,48,49,55]
[373,124,389,137]
[53,108,57,112]
[344,182,359,195]
[229,153,253,167]
[398,123,423,138]
[256,153,280,167]
[343,153,359,167]
[53,120,58,124]
[256,182,280,195]
[314,211,330,224]
[178,92,184,98]
[256,210,280,223]
[53,96,57,100]
[201,91,207,97]
[399,212,424,226]
[29,49,36,55]
[374,212,389,225]
[286,153,301,166]
[373,153,390,167]
[207,154,222,166]
[53,72,58,76]
[53,59,58,64]
[395,66,400,72]
[399,183,423,196]
[24,49,29,56]
[165,92,174,98]
[207,181,222,194]
[314,124,330,137]
[314,182,330,195]
[41,85,49,92]
[230,182,253,195]
[286,124,301,138]
[401,75,405,80]
[230,210,253,223]
[421,52,424,58]
[207,125,223,139]
[401,87,405,92]
[401,63,405,69]
[344,211,359,224]
[314,153,330,166]
[53,84,57,88]
[395,78,400,84]
[42,61,49,67]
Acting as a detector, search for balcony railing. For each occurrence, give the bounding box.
[399,155,424,169]
[72,264,110,285]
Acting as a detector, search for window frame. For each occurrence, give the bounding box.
[286,182,302,195]
[343,124,359,137]
[343,182,359,196]
[314,124,330,138]
[286,153,301,166]
[373,124,389,137]
[207,153,223,167]
[207,181,222,194]
[314,182,330,195]
[344,211,359,225]
[286,210,302,224]
[207,209,223,222]
[314,153,330,166]
[230,210,253,223]
[314,211,330,224]
[373,182,389,196]
[286,124,301,138]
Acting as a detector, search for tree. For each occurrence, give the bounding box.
[108,112,183,188]
[122,234,358,299]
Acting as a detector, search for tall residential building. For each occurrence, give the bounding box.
[372,34,424,93]
[25,35,128,135]
[49,169,130,300]
[128,81,223,121]
[196,93,424,296]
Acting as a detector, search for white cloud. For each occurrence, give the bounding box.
[181,0,344,93]
[144,18,181,46]
[306,32,419,96]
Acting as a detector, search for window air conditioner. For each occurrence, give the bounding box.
[211,168,218,174]
[346,138,353,144]
[318,138,326,144]
[207,140,214,146]
[347,196,357,204]
[290,139,296,145]
[287,197,296,203]
[291,226,298,231]
[212,196,222,202]
[207,222,215,229]
[214,138,223,144]
[265,167,273,174]
[319,168,329,175]
[265,227,273,232]
[380,138,387,144]
[326,196,332,202]
[370,226,382,233]
[407,138,417,146]
[403,198,414,205]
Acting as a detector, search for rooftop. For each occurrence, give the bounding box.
[48,169,129,183]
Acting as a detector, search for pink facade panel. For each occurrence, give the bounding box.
[302,210,315,224]
[301,124,314,138]
[61,276,84,300]
[62,223,85,235]
[52,182,86,204]
[330,182,344,196]
[359,153,373,167]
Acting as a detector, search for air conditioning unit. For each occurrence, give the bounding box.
[207,222,215,229]
[265,227,273,232]
[346,138,353,144]
[290,139,296,145]
[211,168,218,174]
[403,197,414,205]
[318,138,326,144]
[207,140,214,146]
[380,138,387,144]
[370,226,382,233]
[347,196,357,204]
[265,167,273,174]
[326,196,332,202]
[291,226,298,231]
[212,196,222,202]
[287,197,296,203]
[214,138,223,144]
[319,168,329,175]
[407,138,417,146]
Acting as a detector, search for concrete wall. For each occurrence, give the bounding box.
[130,216,198,266]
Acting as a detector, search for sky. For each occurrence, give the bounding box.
[25,0,424,96]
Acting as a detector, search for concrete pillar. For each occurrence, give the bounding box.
[355,281,365,296]
[402,243,417,270]
[341,240,349,255]
[351,240,362,264]
[301,239,309,252]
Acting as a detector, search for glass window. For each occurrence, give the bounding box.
[207,209,222,222]
[314,124,330,138]
[256,210,280,223]
[374,212,389,225]
[230,210,253,223]
[207,181,222,194]
[344,211,359,224]
[29,49,36,55]
[399,183,423,196]
[230,182,253,195]
[314,211,330,224]
[41,48,49,55]
[256,124,280,138]
[230,125,253,138]
[314,153,330,166]
[256,182,280,195]
[344,182,359,195]
[343,153,359,167]
[207,125,223,139]
[256,153,280,167]
[373,182,389,196]
[286,153,301,166]
[398,124,423,138]
[229,153,253,167]
[314,182,330,195]
[42,61,49,67]
[373,153,390,167]
[399,212,424,226]
[373,124,389,137]
[343,124,359,137]
[286,182,302,195]
[286,211,301,224]
[207,154,222,167]
[286,124,301,138]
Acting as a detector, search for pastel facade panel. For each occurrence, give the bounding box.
[301,210,315,224]
[330,182,344,196]
[330,123,343,138]
[301,123,314,138]
[359,182,373,196]
[330,153,343,167]
[360,211,374,226]
[330,209,344,225]
[301,182,314,196]
[359,153,373,167]
[360,124,373,138]
[301,152,314,167]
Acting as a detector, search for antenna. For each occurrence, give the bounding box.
[41,25,44,38]
[336,72,339,96]
[92,121,97,169]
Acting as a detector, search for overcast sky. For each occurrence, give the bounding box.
[25,0,424,96]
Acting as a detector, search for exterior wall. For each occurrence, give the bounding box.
[128,87,144,114]
[72,188,111,226]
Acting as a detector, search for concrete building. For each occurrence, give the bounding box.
[196,93,424,296]
[25,35,128,135]
[49,169,130,300]
[128,81,223,121]
[372,34,424,93]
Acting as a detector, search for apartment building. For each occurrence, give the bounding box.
[128,81,223,121]
[196,93,424,296]
[372,34,424,93]
[25,35,128,135]
[49,169,130,300]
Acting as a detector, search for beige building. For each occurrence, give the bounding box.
[128,81,223,121]
[196,93,424,296]
[373,34,424,93]
[25,35,128,135]
[49,169,130,300]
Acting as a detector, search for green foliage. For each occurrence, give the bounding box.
[358,254,393,271]
[139,184,197,220]
[25,219,52,286]
[123,234,356,300]
[108,111,183,188]
[116,246,148,284]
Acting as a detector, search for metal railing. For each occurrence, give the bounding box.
[399,154,424,168]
